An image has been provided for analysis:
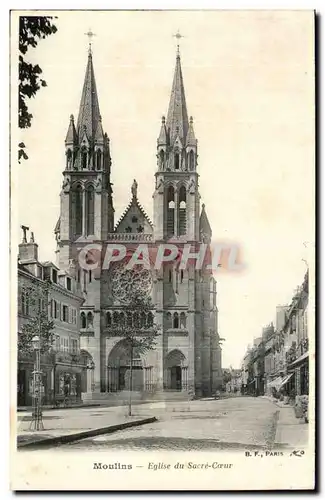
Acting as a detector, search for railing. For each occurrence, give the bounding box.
[106,233,153,242]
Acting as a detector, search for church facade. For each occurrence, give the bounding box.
[55,45,223,400]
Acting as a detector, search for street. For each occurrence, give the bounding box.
[60,396,294,451]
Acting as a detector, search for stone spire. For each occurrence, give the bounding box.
[65,114,77,145]
[200,203,212,239]
[166,49,189,144]
[157,116,167,146]
[76,50,101,142]
[186,116,197,146]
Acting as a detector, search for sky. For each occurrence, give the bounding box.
[13,10,315,368]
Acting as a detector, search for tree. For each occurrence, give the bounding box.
[115,292,160,417]
[18,16,58,162]
[222,369,232,390]
[19,281,55,356]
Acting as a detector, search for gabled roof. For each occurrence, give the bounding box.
[114,196,153,233]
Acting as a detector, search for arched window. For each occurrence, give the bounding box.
[66,149,72,170]
[174,153,180,170]
[179,186,187,236]
[167,186,175,236]
[189,150,195,171]
[166,312,172,329]
[147,312,154,328]
[96,150,102,170]
[159,150,165,169]
[127,312,133,327]
[140,312,146,328]
[80,312,86,329]
[113,311,120,325]
[180,270,184,283]
[106,312,112,327]
[133,312,140,328]
[119,312,126,326]
[87,312,93,328]
[180,312,186,329]
[73,185,83,236]
[86,185,95,235]
[173,312,179,329]
[81,148,88,169]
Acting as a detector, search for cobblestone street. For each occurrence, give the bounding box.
[60,397,298,451]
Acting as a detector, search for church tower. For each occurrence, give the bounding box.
[56,45,114,272]
[153,46,208,396]
[55,45,114,392]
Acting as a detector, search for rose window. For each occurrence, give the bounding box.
[110,262,152,304]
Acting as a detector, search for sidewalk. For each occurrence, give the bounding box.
[17,405,157,449]
[273,404,309,449]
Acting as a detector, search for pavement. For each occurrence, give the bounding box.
[16,396,309,451]
[60,396,308,452]
[16,404,157,449]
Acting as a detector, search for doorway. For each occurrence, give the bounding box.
[171,366,182,390]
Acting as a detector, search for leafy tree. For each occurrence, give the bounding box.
[19,281,55,356]
[18,16,58,162]
[222,369,232,389]
[115,292,160,416]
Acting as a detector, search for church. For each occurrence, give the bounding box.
[54,41,223,401]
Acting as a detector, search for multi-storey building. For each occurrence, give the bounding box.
[54,44,222,400]
[17,231,84,406]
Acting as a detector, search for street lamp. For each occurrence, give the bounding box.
[29,335,44,431]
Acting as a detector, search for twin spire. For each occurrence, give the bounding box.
[159,48,196,147]
[66,43,196,150]
[65,49,103,145]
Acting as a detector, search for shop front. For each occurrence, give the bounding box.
[17,353,53,407]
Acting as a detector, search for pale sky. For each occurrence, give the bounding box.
[13,10,315,368]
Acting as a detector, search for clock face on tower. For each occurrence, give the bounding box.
[110,262,153,305]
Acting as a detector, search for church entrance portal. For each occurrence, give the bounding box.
[170,365,182,390]
[165,350,188,391]
[107,340,144,392]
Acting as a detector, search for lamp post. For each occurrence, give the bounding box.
[29,335,44,431]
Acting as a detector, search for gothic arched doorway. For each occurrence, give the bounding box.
[107,340,144,392]
[165,350,187,391]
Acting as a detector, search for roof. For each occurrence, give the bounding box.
[115,195,153,233]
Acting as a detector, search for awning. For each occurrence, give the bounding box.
[288,351,309,368]
[267,376,283,389]
[279,373,293,388]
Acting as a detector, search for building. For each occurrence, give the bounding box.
[244,272,309,400]
[17,231,84,406]
[54,44,223,400]
[224,368,242,393]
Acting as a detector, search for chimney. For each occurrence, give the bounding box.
[18,227,39,263]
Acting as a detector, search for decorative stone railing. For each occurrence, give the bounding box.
[106,233,153,242]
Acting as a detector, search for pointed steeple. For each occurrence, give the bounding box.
[166,49,189,144]
[65,114,77,144]
[95,115,104,143]
[157,116,167,146]
[77,49,101,141]
[200,204,212,239]
[186,116,196,146]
